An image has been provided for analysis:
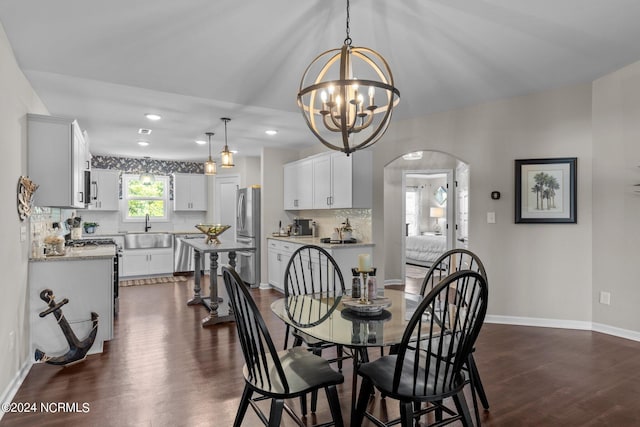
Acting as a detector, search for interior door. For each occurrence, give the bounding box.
[214,175,240,270]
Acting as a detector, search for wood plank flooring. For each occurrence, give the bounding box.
[2,277,640,426]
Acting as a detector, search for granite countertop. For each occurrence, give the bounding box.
[267,235,374,249]
[30,245,116,262]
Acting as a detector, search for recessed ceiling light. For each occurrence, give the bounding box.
[402,151,423,160]
[265,129,278,136]
[145,113,161,121]
[138,128,152,135]
[195,139,207,145]
[137,141,150,147]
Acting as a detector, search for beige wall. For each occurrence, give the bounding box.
[0,23,48,402]
[374,83,594,323]
[592,59,640,332]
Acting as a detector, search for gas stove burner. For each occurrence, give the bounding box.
[66,238,116,248]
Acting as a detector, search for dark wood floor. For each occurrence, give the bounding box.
[3,277,640,426]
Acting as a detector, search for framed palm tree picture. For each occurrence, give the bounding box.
[515,157,577,223]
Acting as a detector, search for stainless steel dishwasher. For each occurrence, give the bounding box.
[173,234,204,273]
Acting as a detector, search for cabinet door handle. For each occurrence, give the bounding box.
[327,196,331,206]
[92,181,98,200]
[78,192,84,202]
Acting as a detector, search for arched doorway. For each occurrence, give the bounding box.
[383,150,469,286]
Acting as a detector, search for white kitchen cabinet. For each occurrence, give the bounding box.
[28,114,90,208]
[29,257,114,356]
[173,173,207,211]
[122,248,173,277]
[90,169,120,210]
[267,238,374,293]
[283,159,313,210]
[312,154,332,209]
[267,239,299,291]
[287,151,372,210]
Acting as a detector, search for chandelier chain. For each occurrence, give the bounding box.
[344,0,352,46]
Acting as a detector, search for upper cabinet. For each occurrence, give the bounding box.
[283,158,313,210]
[90,169,120,211]
[173,173,207,211]
[28,114,90,209]
[285,151,372,211]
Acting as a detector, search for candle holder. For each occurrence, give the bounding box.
[357,269,373,304]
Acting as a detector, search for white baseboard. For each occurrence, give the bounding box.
[258,282,271,290]
[485,315,640,343]
[592,322,640,342]
[0,359,32,421]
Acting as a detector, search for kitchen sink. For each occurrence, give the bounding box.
[124,233,173,249]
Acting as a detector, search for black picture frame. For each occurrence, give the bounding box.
[515,157,577,224]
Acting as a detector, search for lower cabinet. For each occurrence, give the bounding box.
[122,248,173,277]
[29,257,114,356]
[267,240,297,292]
[267,238,374,292]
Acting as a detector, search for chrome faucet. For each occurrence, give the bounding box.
[144,214,151,232]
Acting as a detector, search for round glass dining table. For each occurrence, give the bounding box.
[270,289,420,410]
[270,289,417,348]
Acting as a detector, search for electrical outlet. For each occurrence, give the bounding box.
[20,226,27,242]
[487,212,496,224]
[9,331,15,351]
[599,291,611,305]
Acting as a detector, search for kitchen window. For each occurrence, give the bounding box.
[122,174,169,221]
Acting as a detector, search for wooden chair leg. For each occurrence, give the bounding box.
[233,384,253,427]
[299,394,308,416]
[268,398,285,427]
[325,385,344,427]
[352,377,374,427]
[311,390,318,413]
[468,353,490,409]
[337,345,344,372]
[452,390,474,427]
[399,400,414,427]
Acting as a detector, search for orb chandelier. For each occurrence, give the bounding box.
[220,118,234,168]
[297,0,400,156]
[204,132,217,175]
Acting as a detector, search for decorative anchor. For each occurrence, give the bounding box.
[34,289,99,366]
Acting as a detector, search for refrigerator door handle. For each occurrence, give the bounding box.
[237,192,245,231]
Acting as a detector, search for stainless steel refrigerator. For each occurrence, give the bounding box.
[236,187,261,288]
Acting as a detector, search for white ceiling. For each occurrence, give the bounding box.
[2,0,640,161]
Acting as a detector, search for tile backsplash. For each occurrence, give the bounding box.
[289,209,372,242]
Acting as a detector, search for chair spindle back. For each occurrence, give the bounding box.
[394,270,488,396]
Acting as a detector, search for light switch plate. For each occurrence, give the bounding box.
[487,212,496,224]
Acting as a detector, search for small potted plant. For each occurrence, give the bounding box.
[83,222,99,234]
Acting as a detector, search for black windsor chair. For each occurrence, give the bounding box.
[283,245,351,415]
[352,270,489,427]
[222,266,344,427]
[419,248,490,425]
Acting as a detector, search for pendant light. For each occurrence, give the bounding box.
[139,157,155,185]
[204,132,217,175]
[297,0,399,155]
[220,117,234,168]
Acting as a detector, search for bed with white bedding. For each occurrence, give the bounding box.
[405,234,447,267]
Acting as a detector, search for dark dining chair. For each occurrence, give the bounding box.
[420,248,490,424]
[283,245,351,415]
[222,266,344,427]
[352,270,488,427]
